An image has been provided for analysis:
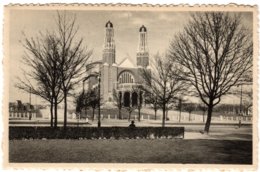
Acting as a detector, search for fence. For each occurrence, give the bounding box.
[90,113,252,123]
[219,115,252,122]
[9,111,37,119]
[9,109,252,123]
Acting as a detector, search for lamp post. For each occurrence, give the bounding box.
[97,73,101,128]
[82,77,88,120]
[238,84,243,128]
[29,87,32,120]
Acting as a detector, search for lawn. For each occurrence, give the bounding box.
[9,139,252,164]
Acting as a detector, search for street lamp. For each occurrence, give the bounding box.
[29,87,32,120]
[238,84,242,128]
[237,80,252,128]
[82,77,88,121]
[97,73,101,128]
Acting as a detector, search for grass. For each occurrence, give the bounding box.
[9,139,252,164]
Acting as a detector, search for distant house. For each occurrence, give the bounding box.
[9,100,34,112]
[9,100,38,119]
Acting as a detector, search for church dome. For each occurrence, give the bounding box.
[139,25,147,32]
[105,21,113,28]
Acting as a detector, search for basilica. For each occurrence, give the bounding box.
[87,21,150,107]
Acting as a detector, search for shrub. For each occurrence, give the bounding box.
[9,126,184,140]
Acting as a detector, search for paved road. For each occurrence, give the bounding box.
[9,118,252,126]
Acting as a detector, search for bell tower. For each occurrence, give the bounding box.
[101,21,117,103]
[103,21,116,65]
[137,25,149,67]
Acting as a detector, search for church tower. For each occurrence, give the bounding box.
[103,21,116,65]
[101,21,117,103]
[137,25,149,67]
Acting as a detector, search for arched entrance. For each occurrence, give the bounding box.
[124,92,130,107]
[120,91,144,107]
[132,92,138,107]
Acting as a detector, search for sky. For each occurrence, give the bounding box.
[7,9,253,105]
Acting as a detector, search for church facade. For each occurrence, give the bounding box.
[89,21,150,107]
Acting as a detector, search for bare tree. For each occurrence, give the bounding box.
[145,92,159,120]
[132,85,143,122]
[123,92,136,122]
[242,89,253,115]
[16,33,63,128]
[113,89,122,119]
[141,53,187,127]
[74,85,100,122]
[165,102,176,121]
[74,92,86,114]
[176,98,187,123]
[126,105,136,122]
[87,89,99,121]
[55,12,92,129]
[169,12,253,133]
[183,103,197,121]
[232,71,253,116]
[198,103,207,123]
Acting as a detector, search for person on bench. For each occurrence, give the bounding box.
[129,120,136,128]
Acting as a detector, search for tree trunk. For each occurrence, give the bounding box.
[63,92,67,130]
[154,109,157,120]
[54,97,58,128]
[204,102,214,133]
[246,106,251,116]
[179,99,182,123]
[162,104,166,127]
[128,111,131,121]
[179,110,181,123]
[202,110,205,123]
[50,101,53,127]
[138,107,141,122]
[92,108,95,121]
[119,108,121,120]
[29,110,32,120]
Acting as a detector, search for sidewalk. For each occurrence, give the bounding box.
[184,128,252,141]
[9,118,252,127]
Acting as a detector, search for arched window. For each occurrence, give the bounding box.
[118,71,135,84]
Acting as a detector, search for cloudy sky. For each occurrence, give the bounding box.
[7,9,253,104]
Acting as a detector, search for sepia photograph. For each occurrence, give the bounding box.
[3,4,257,169]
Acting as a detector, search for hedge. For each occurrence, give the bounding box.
[9,126,184,140]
